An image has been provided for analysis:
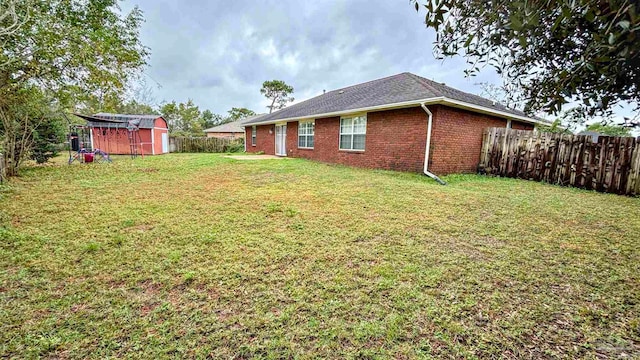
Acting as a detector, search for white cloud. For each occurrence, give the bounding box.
[122,0,509,115]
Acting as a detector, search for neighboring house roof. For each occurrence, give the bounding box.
[203,120,246,134]
[244,72,547,126]
[75,112,165,129]
[204,114,266,133]
[577,130,601,136]
[577,130,602,141]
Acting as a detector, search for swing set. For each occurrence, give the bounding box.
[68,113,146,164]
[67,124,112,164]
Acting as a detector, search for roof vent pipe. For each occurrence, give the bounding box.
[420,103,446,185]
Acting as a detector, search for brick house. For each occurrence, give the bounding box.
[243,72,545,177]
[204,114,265,139]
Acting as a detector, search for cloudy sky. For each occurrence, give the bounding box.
[120,0,504,115]
[119,0,636,134]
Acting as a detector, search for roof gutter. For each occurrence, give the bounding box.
[420,103,446,185]
[243,97,545,127]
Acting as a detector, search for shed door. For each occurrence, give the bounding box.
[162,132,169,153]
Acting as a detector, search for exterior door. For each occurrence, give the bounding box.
[275,124,287,156]
[161,132,169,153]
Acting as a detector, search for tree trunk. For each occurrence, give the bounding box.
[269,98,276,113]
[0,108,38,177]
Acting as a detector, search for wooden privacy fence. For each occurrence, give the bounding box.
[479,128,640,196]
[169,136,243,153]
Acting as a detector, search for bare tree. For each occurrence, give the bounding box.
[476,82,525,111]
[0,0,29,37]
[0,0,30,71]
[0,107,43,177]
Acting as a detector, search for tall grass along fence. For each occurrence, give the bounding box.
[169,136,243,153]
[479,128,640,196]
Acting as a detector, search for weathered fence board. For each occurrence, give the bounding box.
[479,128,640,196]
[0,153,5,183]
[169,136,243,153]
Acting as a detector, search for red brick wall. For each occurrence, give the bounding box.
[246,125,275,155]
[511,120,532,130]
[246,105,534,174]
[285,107,428,172]
[428,105,533,174]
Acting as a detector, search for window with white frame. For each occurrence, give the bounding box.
[298,121,315,148]
[339,115,366,151]
[251,126,256,146]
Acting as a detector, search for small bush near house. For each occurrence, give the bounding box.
[224,138,244,153]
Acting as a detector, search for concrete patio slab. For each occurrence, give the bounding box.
[225,155,288,160]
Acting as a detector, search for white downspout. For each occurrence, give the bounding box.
[420,103,446,185]
[244,127,247,152]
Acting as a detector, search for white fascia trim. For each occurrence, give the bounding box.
[243,97,545,127]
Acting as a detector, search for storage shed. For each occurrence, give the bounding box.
[76,113,169,155]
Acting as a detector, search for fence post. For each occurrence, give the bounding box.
[0,153,5,183]
[627,138,640,195]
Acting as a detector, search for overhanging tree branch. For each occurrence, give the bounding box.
[412,0,640,123]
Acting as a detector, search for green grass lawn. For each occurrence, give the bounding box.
[1,154,639,359]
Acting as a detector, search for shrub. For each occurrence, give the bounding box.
[224,139,244,153]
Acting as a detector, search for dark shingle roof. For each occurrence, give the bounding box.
[245,72,543,125]
[75,113,164,129]
[94,113,160,121]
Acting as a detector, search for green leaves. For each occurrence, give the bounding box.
[159,100,244,135]
[617,20,630,31]
[411,0,640,122]
[227,107,256,121]
[1,0,149,106]
[260,80,295,113]
[464,34,474,48]
[160,99,204,135]
[509,15,523,31]
[585,122,632,136]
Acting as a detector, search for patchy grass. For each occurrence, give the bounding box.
[1,154,639,358]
